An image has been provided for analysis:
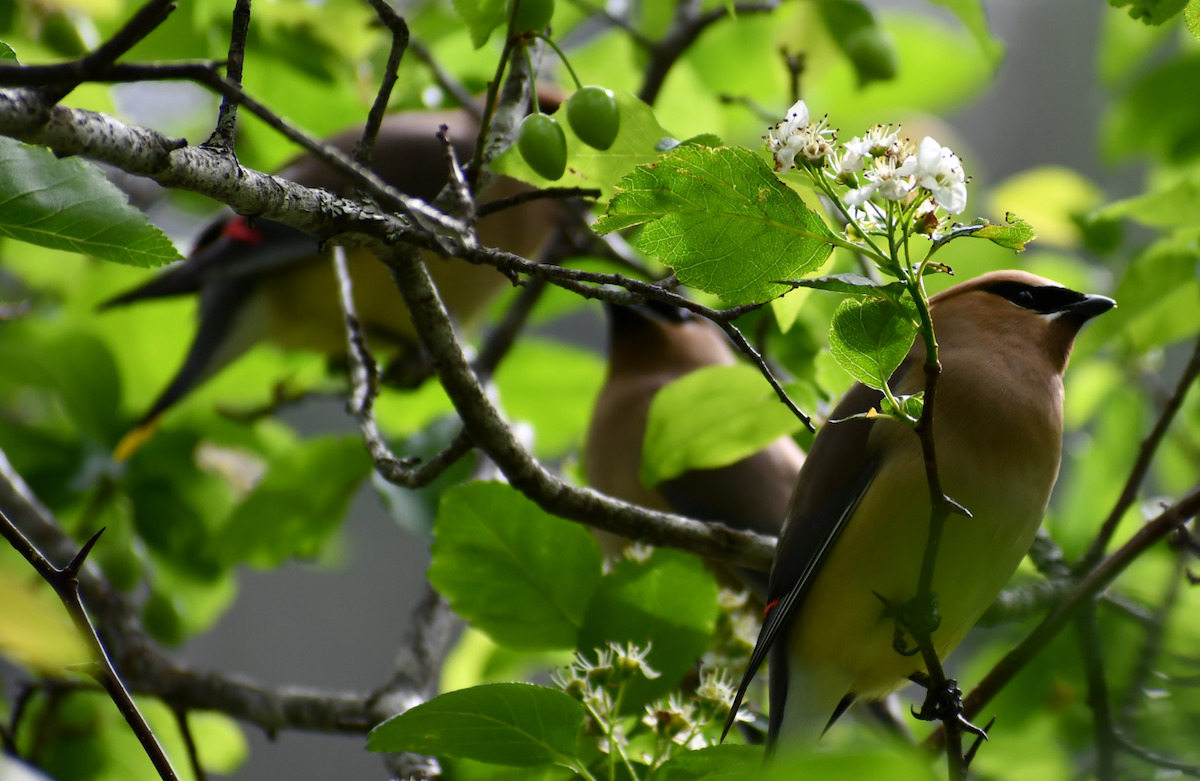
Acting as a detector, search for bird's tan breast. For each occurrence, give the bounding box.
[789,342,1064,697]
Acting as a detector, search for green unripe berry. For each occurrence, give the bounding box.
[507,0,554,33]
[143,591,184,647]
[517,113,568,181]
[567,86,620,151]
[842,26,897,86]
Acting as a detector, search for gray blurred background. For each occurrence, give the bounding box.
[161,0,1144,777]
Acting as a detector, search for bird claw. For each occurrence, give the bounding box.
[910,677,966,724]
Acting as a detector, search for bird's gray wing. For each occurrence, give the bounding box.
[720,371,909,742]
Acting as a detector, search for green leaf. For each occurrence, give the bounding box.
[492,89,675,201]
[188,711,249,776]
[0,41,16,61]
[828,295,918,392]
[805,13,992,135]
[680,133,724,148]
[817,0,898,87]
[1109,0,1188,24]
[428,481,603,651]
[451,0,508,47]
[969,213,1038,252]
[594,146,835,305]
[987,167,1102,248]
[760,748,933,781]
[1188,0,1200,38]
[879,391,924,421]
[650,745,763,781]
[0,323,124,444]
[578,548,718,711]
[640,365,806,488]
[367,683,583,766]
[216,435,372,568]
[1102,52,1200,164]
[0,137,181,267]
[928,0,1005,64]
[1098,170,1200,227]
[776,273,906,300]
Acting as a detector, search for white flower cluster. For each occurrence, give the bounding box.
[766,100,835,174]
[765,100,969,216]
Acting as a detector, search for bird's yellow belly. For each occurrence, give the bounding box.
[787,424,1055,700]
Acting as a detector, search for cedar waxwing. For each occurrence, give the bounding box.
[584,302,806,590]
[723,270,1115,750]
[104,108,559,459]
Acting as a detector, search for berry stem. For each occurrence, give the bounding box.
[535,32,584,90]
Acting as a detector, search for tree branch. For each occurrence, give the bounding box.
[1075,605,1118,781]
[0,516,181,780]
[355,0,410,167]
[1080,335,1200,569]
[384,244,779,569]
[204,0,250,150]
[332,245,476,488]
[925,485,1200,753]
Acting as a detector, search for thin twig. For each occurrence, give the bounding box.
[639,0,779,105]
[561,0,653,48]
[1080,335,1200,569]
[355,0,410,167]
[477,187,601,218]
[205,0,251,149]
[715,320,815,431]
[332,245,476,489]
[0,452,444,736]
[384,242,780,569]
[901,273,971,779]
[437,125,478,246]
[1075,604,1118,781]
[1113,730,1200,777]
[0,514,181,781]
[0,60,224,85]
[1119,547,1187,722]
[37,0,176,104]
[173,708,207,781]
[409,38,481,121]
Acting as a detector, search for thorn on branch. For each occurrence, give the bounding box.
[963,716,996,769]
[66,527,105,576]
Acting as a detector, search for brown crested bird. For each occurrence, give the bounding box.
[722,269,1115,750]
[104,108,559,459]
[584,302,806,592]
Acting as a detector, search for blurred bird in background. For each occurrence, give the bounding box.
[584,302,806,593]
[104,107,560,459]
[722,270,1115,751]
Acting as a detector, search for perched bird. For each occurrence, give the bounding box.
[584,302,805,589]
[722,270,1115,750]
[105,108,559,459]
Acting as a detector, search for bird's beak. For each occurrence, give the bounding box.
[1062,294,1116,322]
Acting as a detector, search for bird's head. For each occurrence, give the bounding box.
[930,269,1115,374]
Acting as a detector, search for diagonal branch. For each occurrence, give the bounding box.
[1080,335,1200,569]
[925,485,1200,753]
[332,245,476,489]
[0,516,181,781]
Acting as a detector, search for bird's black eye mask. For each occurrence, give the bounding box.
[985,280,1088,315]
